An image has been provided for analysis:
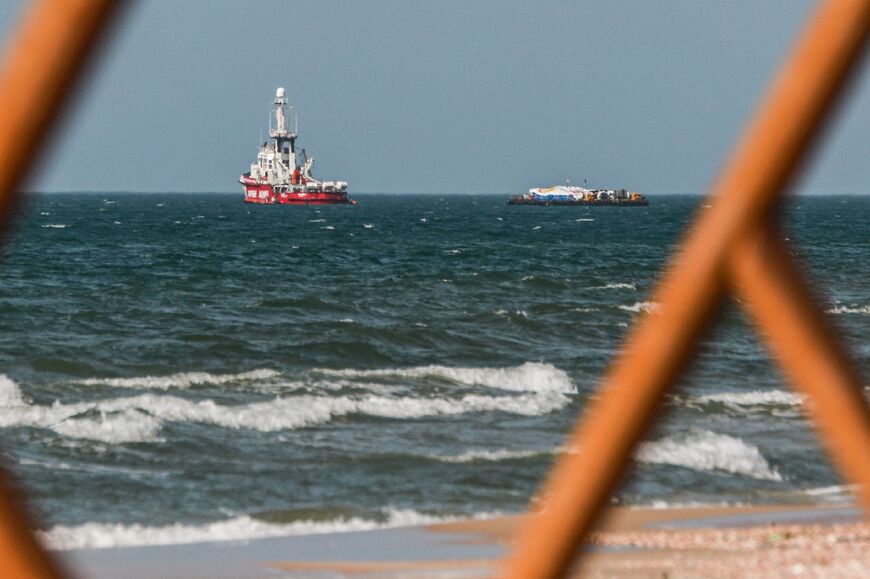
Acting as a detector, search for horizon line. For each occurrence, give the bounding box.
[21,190,870,196]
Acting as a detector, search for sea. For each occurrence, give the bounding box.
[0,193,866,550]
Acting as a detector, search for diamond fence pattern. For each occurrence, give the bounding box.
[0,1,866,578]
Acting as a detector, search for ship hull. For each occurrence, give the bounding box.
[242,182,354,205]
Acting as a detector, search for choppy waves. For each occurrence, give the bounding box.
[40,508,492,550]
[313,362,576,394]
[81,369,281,390]
[429,448,556,463]
[51,409,163,444]
[0,364,574,444]
[826,304,870,315]
[618,301,661,314]
[669,389,809,419]
[636,430,782,481]
[417,428,784,482]
[690,390,804,411]
[0,390,570,443]
[587,282,636,290]
[422,429,786,481]
[10,193,869,546]
[0,375,24,407]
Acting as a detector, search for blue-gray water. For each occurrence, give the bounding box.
[0,193,866,549]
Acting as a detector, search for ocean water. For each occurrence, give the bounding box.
[0,193,866,550]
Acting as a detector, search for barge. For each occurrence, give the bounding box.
[508,186,648,206]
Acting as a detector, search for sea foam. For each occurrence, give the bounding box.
[313,362,576,394]
[81,369,280,390]
[430,448,554,463]
[491,309,529,319]
[52,409,163,444]
[0,376,570,444]
[826,305,870,315]
[587,282,636,290]
[799,484,857,500]
[0,375,26,407]
[636,430,782,481]
[618,301,661,314]
[39,508,489,550]
[691,390,804,410]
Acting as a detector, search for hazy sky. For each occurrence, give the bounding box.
[1,1,868,193]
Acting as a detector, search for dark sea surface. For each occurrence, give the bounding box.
[0,193,866,549]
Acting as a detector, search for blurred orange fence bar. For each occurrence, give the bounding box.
[0,1,868,579]
[505,0,870,577]
[0,1,124,578]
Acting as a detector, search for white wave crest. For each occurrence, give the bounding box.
[0,375,26,407]
[588,282,636,290]
[40,508,487,551]
[618,301,661,314]
[693,390,804,410]
[52,410,162,444]
[826,305,870,315]
[314,362,575,394]
[81,369,280,390]
[431,449,553,463]
[0,366,571,444]
[636,430,782,481]
[492,309,528,319]
[41,224,67,229]
[0,390,569,443]
[800,484,857,498]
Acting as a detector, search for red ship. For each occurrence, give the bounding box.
[240,88,353,205]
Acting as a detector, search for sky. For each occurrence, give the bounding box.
[1,0,868,194]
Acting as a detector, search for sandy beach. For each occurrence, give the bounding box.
[60,502,867,578]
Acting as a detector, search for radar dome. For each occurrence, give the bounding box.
[276,87,286,99]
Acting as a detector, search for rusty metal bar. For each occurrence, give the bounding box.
[0,1,866,579]
[732,228,870,511]
[0,0,124,234]
[0,1,124,577]
[504,1,870,577]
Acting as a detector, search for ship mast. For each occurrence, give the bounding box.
[269,87,297,173]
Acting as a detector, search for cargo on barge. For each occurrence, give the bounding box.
[508,186,648,206]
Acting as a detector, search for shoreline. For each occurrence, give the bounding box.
[59,502,866,578]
